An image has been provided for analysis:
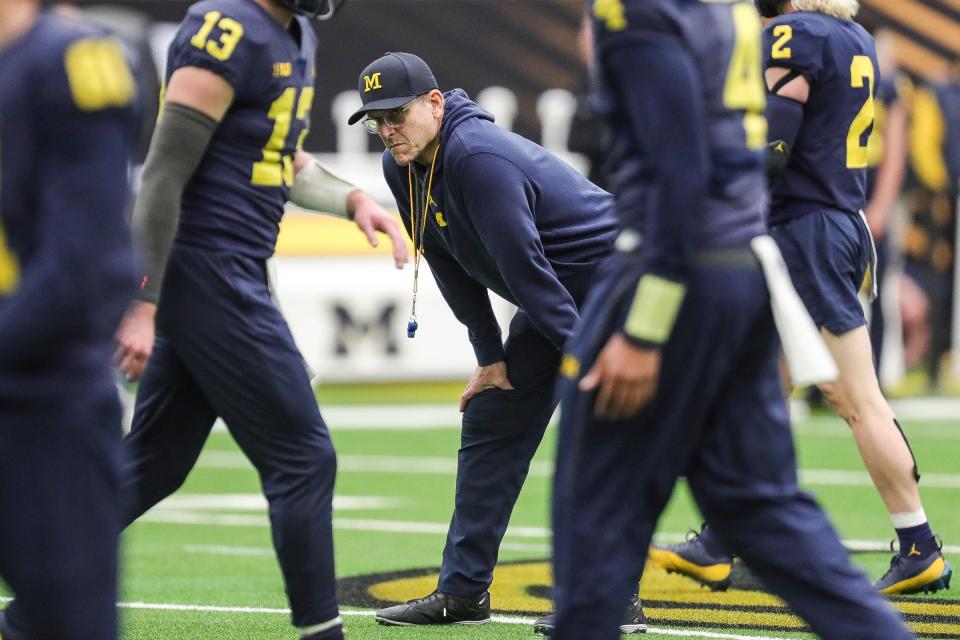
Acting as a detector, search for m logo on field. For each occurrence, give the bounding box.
[363,73,383,92]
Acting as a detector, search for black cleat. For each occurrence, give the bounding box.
[532,596,647,635]
[375,590,491,626]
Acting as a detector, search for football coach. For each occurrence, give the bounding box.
[349,52,618,626]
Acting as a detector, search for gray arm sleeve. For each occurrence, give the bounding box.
[132,102,218,303]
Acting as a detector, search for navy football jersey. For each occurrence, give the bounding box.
[0,13,137,396]
[166,0,317,258]
[865,76,899,197]
[593,0,768,252]
[763,11,878,224]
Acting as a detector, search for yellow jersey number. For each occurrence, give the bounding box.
[190,11,245,62]
[847,55,876,169]
[771,24,792,59]
[593,0,626,31]
[723,3,767,150]
[251,87,315,187]
[0,138,19,295]
[0,218,17,295]
[64,38,135,111]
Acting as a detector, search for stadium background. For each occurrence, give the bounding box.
[79,0,960,390]
[23,1,960,639]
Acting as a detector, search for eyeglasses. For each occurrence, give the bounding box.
[362,97,421,134]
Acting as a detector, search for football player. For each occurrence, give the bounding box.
[0,0,138,637]
[651,0,951,598]
[550,1,916,638]
[111,1,407,639]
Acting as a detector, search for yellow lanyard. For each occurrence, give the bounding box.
[406,143,440,338]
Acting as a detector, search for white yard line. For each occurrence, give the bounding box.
[183,545,275,557]
[138,512,960,556]
[887,397,960,421]
[0,597,800,640]
[794,416,960,440]
[206,398,959,433]
[798,468,960,488]
[197,450,960,489]
[156,493,406,511]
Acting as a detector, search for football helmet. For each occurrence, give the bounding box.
[275,0,346,20]
[756,0,786,18]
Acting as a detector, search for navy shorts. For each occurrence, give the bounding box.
[770,209,873,335]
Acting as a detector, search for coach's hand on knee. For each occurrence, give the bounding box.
[114,300,157,382]
[580,334,660,421]
[460,361,514,412]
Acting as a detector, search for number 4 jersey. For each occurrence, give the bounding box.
[166,0,317,258]
[593,0,769,251]
[763,11,878,225]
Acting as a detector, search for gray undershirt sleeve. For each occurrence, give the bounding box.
[132,102,218,303]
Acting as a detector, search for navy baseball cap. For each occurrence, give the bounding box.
[348,52,439,125]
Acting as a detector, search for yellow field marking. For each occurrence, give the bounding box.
[364,561,960,637]
[896,599,960,616]
[649,607,805,629]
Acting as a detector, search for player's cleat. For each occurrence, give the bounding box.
[648,530,733,591]
[375,590,491,626]
[532,596,647,635]
[875,540,953,595]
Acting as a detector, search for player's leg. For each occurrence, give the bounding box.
[120,333,217,525]
[0,393,121,640]
[552,260,748,640]
[774,210,947,593]
[820,325,950,593]
[180,255,340,638]
[550,375,662,640]
[820,326,920,513]
[434,310,560,598]
[687,307,915,640]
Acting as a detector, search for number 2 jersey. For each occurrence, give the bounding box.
[166,0,317,258]
[763,11,878,225]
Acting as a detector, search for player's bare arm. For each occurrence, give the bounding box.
[115,66,231,381]
[292,149,409,268]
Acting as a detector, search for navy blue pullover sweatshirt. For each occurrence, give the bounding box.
[382,90,618,365]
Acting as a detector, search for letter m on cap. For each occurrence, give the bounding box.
[364,72,382,93]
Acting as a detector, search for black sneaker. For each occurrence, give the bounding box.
[375,590,491,626]
[532,596,647,635]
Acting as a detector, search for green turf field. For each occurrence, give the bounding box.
[13,386,960,639]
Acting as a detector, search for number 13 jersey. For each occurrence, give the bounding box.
[763,11,878,225]
[166,0,317,257]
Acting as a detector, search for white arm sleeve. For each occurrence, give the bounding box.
[288,160,359,220]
